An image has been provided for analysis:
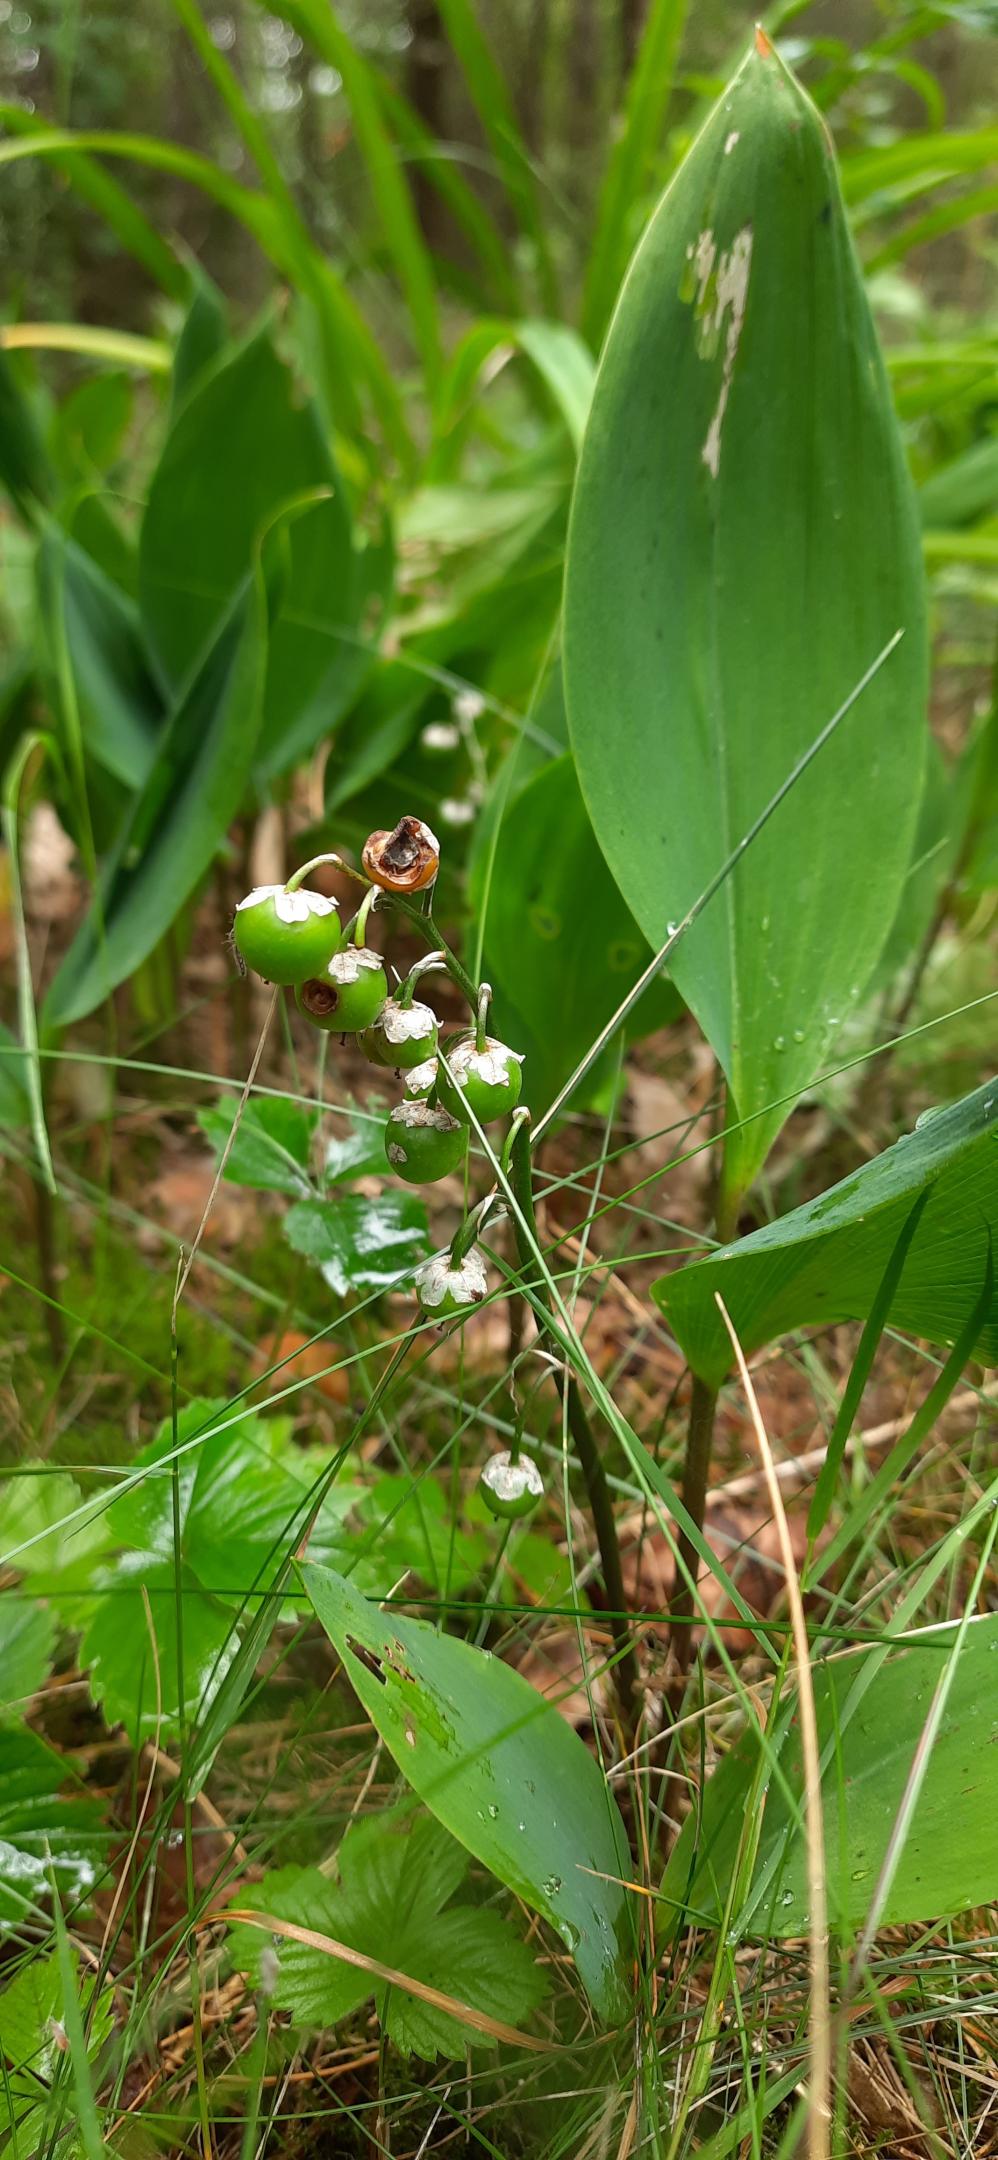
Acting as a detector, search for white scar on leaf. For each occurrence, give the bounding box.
[684,223,754,479]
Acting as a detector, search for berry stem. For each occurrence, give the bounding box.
[507,1115,637,1729]
[285,851,364,894]
[400,949,447,1007]
[351,884,378,948]
[475,981,491,1054]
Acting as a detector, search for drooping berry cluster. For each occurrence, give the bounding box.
[231,815,542,1520]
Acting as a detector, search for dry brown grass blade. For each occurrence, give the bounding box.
[212,1909,553,2052]
[715,1293,830,2160]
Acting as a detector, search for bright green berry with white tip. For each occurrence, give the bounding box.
[448,1036,523,1123]
[363,997,439,1072]
[404,1057,438,1101]
[297,947,387,1034]
[233,884,341,985]
[385,1100,467,1185]
[479,1451,544,1520]
[415,1246,488,1322]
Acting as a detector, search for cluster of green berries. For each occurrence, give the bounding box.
[232,816,540,1523]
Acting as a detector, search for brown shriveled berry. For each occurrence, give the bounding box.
[362,816,440,894]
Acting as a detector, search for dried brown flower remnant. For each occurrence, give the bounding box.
[362,816,440,893]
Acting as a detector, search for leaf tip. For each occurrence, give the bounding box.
[754,23,774,56]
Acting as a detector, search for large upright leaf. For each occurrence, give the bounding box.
[37,534,163,791]
[663,1612,998,1937]
[43,582,264,1028]
[481,753,681,1113]
[654,1076,998,1386]
[563,39,927,1201]
[300,1561,633,2025]
[138,325,352,695]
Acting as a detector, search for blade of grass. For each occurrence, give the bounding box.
[812,1236,994,1588]
[807,1189,930,1547]
[433,0,560,314]
[48,1882,105,2160]
[0,100,186,296]
[269,0,443,395]
[717,1294,829,2160]
[582,0,688,349]
[215,1908,551,2051]
[0,323,170,370]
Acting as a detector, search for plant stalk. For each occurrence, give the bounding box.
[507,1118,638,1728]
[670,1373,718,1676]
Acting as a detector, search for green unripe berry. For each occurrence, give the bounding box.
[233,884,341,985]
[363,997,438,1072]
[297,947,387,1034]
[403,1057,438,1101]
[385,1100,467,1185]
[479,1451,544,1521]
[414,1246,488,1322]
[448,1036,523,1123]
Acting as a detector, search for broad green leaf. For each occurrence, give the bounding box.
[0,1729,109,1925]
[197,1097,318,1197]
[283,1193,430,1298]
[80,1559,236,1745]
[139,324,349,692]
[662,1611,998,1936]
[0,1598,56,1713]
[299,1560,634,2025]
[43,580,265,1029]
[228,1813,545,2059]
[918,435,998,530]
[106,1400,323,1593]
[563,40,927,1200]
[433,320,595,467]
[37,534,163,790]
[50,371,132,484]
[170,268,229,416]
[323,1112,396,1184]
[482,753,681,1114]
[654,1076,998,1387]
[0,1948,114,2085]
[0,1469,109,1583]
[254,504,392,784]
[0,348,52,519]
[345,1474,488,1599]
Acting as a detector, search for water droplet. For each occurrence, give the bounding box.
[772,1034,786,1052]
[543,1875,563,1897]
[517,1820,526,1832]
[666,920,678,938]
[850,1867,869,1883]
[166,1829,184,1850]
[792,1028,805,1044]
[487,1802,499,1819]
[760,914,770,932]
[780,1890,794,1907]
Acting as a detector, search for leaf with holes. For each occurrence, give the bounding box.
[299,1560,633,2025]
[228,1812,546,2059]
[564,38,927,1205]
[654,1075,998,1387]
